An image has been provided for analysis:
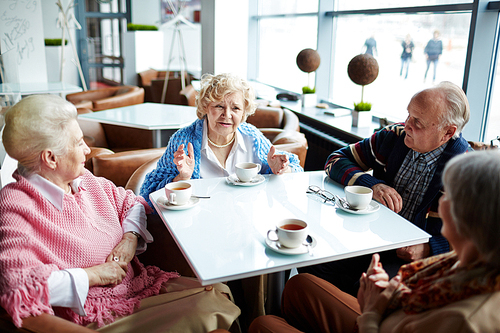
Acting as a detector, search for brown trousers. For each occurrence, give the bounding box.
[248,274,361,333]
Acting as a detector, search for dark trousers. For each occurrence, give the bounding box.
[298,249,406,297]
[425,58,439,81]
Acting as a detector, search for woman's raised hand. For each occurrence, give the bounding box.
[84,261,128,287]
[267,146,290,175]
[357,254,390,311]
[173,143,195,181]
[358,274,401,315]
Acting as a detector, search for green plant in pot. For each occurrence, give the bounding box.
[347,54,379,127]
[297,48,320,107]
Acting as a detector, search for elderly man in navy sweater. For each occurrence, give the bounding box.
[299,81,471,296]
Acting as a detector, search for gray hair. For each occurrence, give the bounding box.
[442,150,500,266]
[2,94,78,177]
[196,73,257,121]
[435,81,470,139]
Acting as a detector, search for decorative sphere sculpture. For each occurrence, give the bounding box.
[347,54,379,86]
[296,49,321,73]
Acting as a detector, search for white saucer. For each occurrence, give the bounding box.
[156,196,200,210]
[226,174,265,186]
[338,200,380,215]
[265,236,317,255]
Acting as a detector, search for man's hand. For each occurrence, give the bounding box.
[372,183,403,213]
[396,243,430,262]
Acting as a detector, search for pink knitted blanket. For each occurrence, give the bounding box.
[0,170,178,327]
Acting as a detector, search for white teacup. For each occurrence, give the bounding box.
[267,219,308,248]
[235,162,261,182]
[344,185,373,210]
[165,181,192,205]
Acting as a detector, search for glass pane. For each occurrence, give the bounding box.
[86,18,123,64]
[485,49,500,146]
[259,0,318,15]
[336,0,472,11]
[257,16,318,93]
[85,0,125,14]
[330,12,470,122]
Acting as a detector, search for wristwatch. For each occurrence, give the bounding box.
[128,231,142,240]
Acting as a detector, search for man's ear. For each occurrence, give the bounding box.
[442,125,457,143]
[40,149,57,170]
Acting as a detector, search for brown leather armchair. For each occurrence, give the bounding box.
[86,147,166,189]
[247,106,308,168]
[137,69,193,105]
[179,84,197,107]
[77,108,154,152]
[66,86,145,111]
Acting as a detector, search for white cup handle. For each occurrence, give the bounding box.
[267,229,279,242]
[169,193,177,204]
[257,164,261,173]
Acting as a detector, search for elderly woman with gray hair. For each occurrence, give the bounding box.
[0,95,239,332]
[248,149,500,333]
[140,72,303,204]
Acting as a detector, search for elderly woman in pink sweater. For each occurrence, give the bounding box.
[0,95,239,332]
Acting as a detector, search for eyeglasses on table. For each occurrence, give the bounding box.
[306,185,352,209]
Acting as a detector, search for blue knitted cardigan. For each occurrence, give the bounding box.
[140,118,303,207]
[325,123,470,255]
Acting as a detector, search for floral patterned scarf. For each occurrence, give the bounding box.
[386,251,500,315]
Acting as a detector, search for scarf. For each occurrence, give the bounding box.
[387,251,500,315]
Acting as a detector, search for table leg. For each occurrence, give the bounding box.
[265,271,286,315]
[152,130,162,148]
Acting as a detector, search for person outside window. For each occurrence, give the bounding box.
[424,30,443,83]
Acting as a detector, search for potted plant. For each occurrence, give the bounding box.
[352,99,372,127]
[301,85,317,108]
[297,48,320,108]
[347,54,379,127]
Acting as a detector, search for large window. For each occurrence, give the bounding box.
[257,16,318,92]
[485,49,500,144]
[331,13,470,121]
[254,1,318,92]
[249,0,500,143]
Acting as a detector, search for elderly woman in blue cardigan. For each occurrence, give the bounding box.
[140,73,302,205]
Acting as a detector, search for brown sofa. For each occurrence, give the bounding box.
[66,86,144,111]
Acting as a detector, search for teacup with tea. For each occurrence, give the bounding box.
[344,185,373,210]
[267,219,308,248]
[235,162,261,182]
[165,181,192,205]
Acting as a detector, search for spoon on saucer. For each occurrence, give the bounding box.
[303,235,314,256]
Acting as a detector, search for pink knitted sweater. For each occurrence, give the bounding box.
[0,170,179,327]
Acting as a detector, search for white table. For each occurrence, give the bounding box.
[149,171,430,285]
[78,103,198,147]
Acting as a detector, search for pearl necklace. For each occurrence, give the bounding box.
[207,135,235,148]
